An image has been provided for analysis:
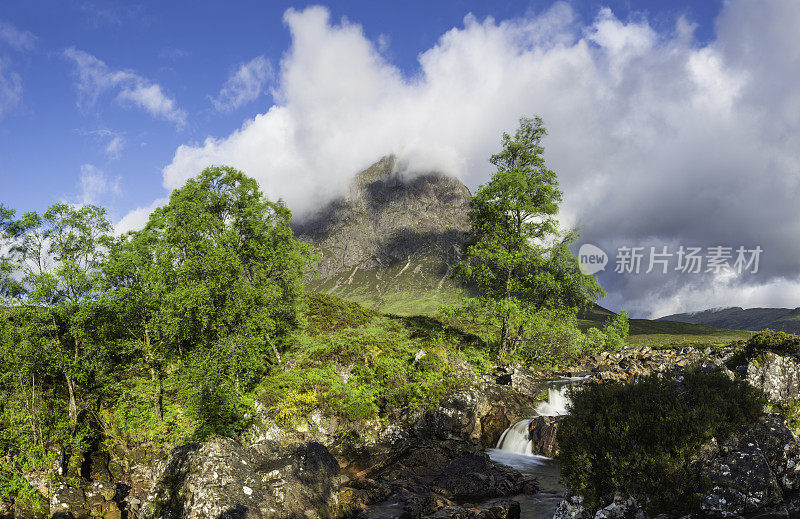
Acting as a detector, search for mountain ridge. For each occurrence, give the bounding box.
[658,306,800,334]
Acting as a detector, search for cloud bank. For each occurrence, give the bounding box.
[151,1,800,316]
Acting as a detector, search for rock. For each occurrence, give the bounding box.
[480,406,511,449]
[553,495,591,519]
[699,432,784,516]
[144,438,339,519]
[51,484,87,518]
[528,415,563,457]
[421,499,521,518]
[434,452,537,499]
[746,351,800,401]
[745,414,800,491]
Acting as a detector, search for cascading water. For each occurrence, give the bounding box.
[485,378,586,518]
[534,384,572,417]
[495,418,535,454]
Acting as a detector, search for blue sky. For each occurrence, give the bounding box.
[1,0,720,220]
[4,0,800,316]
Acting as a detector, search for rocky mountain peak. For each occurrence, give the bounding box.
[293,156,472,312]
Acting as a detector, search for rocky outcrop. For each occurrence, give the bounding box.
[293,156,471,310]
[143,438,339,519]
[745,351,800,402]
[528,416,563,457]
[567,345,735,383]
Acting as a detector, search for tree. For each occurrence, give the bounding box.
[112,166,313,437]
[454,117,603,356]
[8,203,113,430]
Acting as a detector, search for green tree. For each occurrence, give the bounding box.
[455,117,603,356]
[8,203,113,430]
[125,166,313,437]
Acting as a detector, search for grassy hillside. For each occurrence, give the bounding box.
[579,304,753,349]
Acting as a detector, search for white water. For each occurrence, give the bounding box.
[495,418,535,454]
[534,385,572,417]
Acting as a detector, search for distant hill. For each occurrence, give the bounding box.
[293,156,471,314]
[658,307,800,334]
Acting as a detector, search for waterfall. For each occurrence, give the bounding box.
[534,385,571,417]
[494,379,581,456]
[495,418,534,454]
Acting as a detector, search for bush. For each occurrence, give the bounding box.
[602,310,629,351]
[515,310,585,367]
[727,329,800,369]
[558,370,766,515]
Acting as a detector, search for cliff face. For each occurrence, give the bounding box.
[293,156,471,313]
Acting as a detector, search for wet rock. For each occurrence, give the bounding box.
[480,406,511,449]
[144,438,339,519]
[528,415,563,457]
[434,452,538,499]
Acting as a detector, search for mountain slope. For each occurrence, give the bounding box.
[659,307,800,334]
[293,156,471,314]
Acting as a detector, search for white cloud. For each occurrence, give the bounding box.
[211,56,272,112]
[105,134,125,160]
[0,59,22,119]
[0,20,36,51]
[148,1,800,315]
[114,197,168,235]
[78,164,121,205]
[64,47,186,127]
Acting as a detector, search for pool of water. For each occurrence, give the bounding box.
[486,448,563,518]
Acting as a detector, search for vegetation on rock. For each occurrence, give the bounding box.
[558,369,767,515]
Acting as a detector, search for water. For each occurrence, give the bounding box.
[496,418,535,454]
[367,379,582,518]
[486,449,562,518]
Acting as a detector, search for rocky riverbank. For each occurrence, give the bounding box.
[10,342,800,519]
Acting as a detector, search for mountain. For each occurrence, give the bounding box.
[293,156,471,314]
[658,307,800,334]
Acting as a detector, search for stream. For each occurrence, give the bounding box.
[368,379,579,518]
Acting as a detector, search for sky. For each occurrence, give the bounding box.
[2,0,799,317]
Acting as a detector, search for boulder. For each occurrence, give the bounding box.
[480,406,511,448]
[144,438,339,519]
[746,352,800,401]
[528,415,563,457]
[434,452,538,499]
[421,499,521,519]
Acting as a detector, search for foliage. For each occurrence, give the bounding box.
[726,329,800,369]
[259,294,488,426]
[602,310,629,351]
[558,370,767,514]
[453,117,603,356]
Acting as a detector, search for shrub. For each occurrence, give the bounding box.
[602,310,629,351]
[558,370,766,515]
[727,329,800,369]
[516,310,586,367]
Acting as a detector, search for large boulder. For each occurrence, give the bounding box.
[746,351,800,401]
[434,452,538,500]
[528,416,563,457]
[144,438,339,519]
